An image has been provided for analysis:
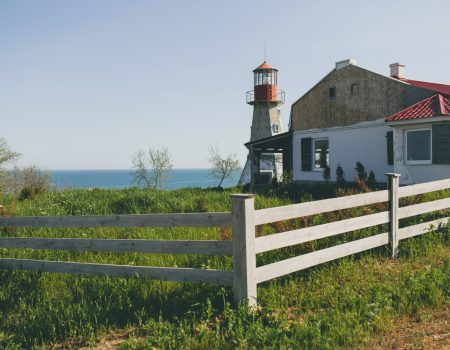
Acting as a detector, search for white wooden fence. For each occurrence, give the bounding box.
[0,174,449,306]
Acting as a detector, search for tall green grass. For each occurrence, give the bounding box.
[0,185,448,349]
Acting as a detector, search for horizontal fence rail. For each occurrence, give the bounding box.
[0,212,233,228]
[255,211,389,254]
[0,238,233,256]
[398,217,449,240]
[254,190,388,225]
[398,178,450,198]
[398,197,450,219]
[0,174,449,306]
[0,258,234,285]
[256,233,389,283]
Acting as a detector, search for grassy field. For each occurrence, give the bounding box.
[0,184,448,349]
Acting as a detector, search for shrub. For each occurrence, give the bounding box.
[336,164,345,186]
[354,162,367,182]
[322,165,331,181]
[366,171,376,188]
[7,166,53,200]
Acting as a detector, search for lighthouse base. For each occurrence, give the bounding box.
[239,153,283,186]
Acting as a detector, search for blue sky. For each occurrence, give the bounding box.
[1,0,449,169]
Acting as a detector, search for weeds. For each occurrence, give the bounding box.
[0,185,448,349]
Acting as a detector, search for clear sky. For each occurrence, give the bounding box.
[1,0,449,170]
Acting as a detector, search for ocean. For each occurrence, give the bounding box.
[51,169,241,190]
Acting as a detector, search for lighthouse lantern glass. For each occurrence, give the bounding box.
[262,72,271,84]
[255,69,277,86]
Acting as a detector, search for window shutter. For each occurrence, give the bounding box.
[432,124,450,164]
[301,137,312,171]
[386,131,393,165]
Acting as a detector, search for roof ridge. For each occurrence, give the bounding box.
[405,78,450,86]
[437,94,444,115]
[385,93,450,122]
[402,78,450,95]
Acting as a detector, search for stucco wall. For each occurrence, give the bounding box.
[250,103,282,141]
[290,65,434,131]
[392,122,450,184]
[292,119,393,182]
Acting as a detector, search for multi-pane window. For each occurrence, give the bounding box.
[406,129,431,164]
[313,138,329,169]
[254,70,277,86]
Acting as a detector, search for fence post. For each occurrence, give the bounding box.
[386,173,401,258]
[231,194,257,307]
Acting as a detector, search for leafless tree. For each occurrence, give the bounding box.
[131,147,173,189]
[0,138,21,192]
[0,138,20,168]
[207,145,240,188]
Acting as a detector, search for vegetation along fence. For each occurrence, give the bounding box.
[0,173,449,306]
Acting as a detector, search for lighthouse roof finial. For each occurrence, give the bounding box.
[264,43,266,62]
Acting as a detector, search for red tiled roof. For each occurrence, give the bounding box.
[386,93,450,122]
[400,78,450,95]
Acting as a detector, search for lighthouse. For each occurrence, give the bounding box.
[239,61,285,185]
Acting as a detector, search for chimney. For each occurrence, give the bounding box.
[389,63,405,79]
[335,58,357,70]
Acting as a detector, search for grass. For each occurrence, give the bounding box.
[0,184,448,349]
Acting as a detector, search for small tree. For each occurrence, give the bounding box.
[354,161,367,182]
[131,147,173,189]
[336,164,345,185]
[207,145,240,188]
[322,165,331,181]
[0,138,21,193]
[0,138,20,167]
[366,170,376,188]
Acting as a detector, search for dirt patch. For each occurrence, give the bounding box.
[55,329,147,350]
[77,330,130,350]
[364,308,450,350]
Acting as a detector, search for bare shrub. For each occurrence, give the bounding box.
[131,147,173,189]
[207,145,240,188]
[5,166,53,200]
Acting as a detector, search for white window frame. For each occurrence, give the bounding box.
[313,138,329,171]
[404,128,432,165]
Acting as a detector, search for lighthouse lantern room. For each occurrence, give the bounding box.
[246,62,285,104]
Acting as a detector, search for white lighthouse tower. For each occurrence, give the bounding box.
[239,61,285,185]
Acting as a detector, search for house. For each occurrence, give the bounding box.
[244,59,450,186]
[386,93,450,184]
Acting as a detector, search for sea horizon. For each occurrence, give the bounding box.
[50,168,242,190]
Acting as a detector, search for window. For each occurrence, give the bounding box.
[313,138,329,170]
[254,70,275,86]
[350,83,359,95]
[272,124,279,133]
[262,72,271,85]
[329,87,336,99]
[405,129,431,164]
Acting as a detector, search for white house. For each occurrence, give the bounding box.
[244,60,450,186]
[386,93,450,185]
[292,118,392,183]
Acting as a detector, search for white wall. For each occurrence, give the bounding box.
[292,119,393,182]
[393,122,450,185]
